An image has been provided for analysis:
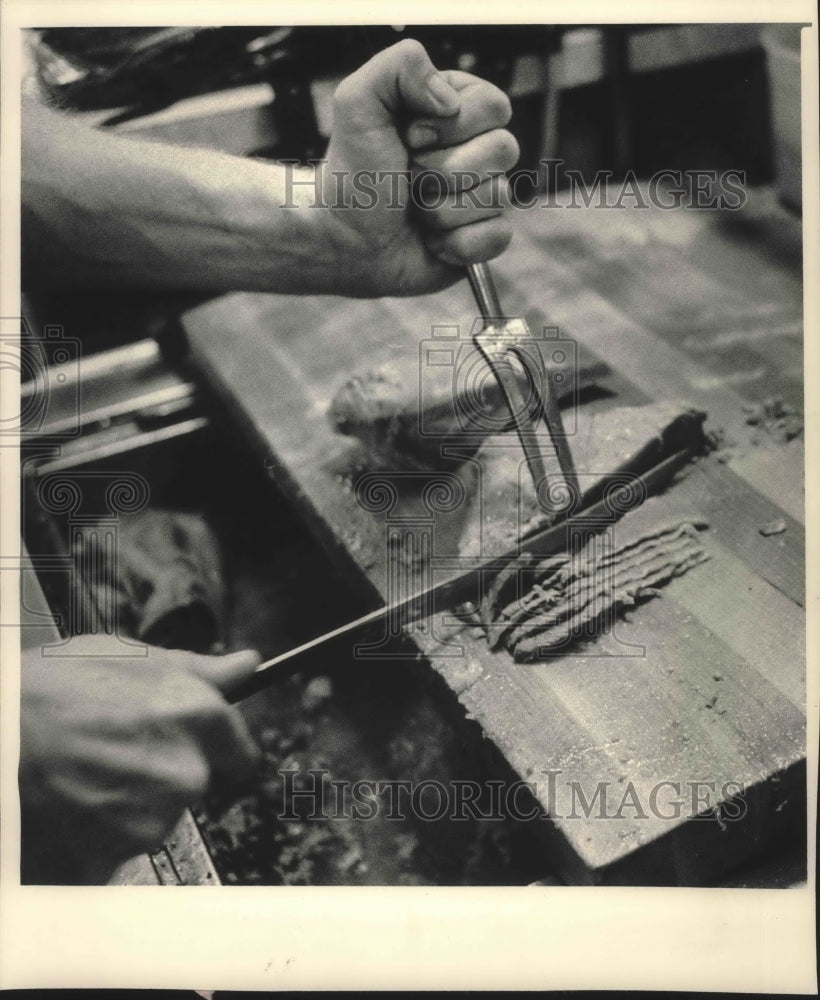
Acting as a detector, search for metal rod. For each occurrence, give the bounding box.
[467,262,503,325]
[469,260,579,497]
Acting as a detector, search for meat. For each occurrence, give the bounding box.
[328,352,611,469]
[457,400,708,558]
[478,499,710,661]
[330,365,711,649]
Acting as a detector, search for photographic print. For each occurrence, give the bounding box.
[2,2,817,993]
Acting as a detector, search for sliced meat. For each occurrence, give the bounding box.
[484,498,711,662]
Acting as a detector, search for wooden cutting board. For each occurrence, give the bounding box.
[182,187,806,884]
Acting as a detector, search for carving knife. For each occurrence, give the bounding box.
[228,448,690,703]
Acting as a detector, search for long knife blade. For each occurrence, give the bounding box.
[228,448,691,702]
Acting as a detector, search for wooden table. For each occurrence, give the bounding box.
[183,186,806,885]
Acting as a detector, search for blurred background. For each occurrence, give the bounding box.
[25,22,804,355]
[30,23,803,208]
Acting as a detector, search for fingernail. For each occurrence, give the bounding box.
[407,123,438,148]
[426,72,460,114]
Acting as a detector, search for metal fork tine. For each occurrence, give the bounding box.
[467,262,579,504]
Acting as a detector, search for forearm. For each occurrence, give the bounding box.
[22,98,342,293]
[22,43,517,298]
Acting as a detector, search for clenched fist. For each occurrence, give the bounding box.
[321,39,520,296]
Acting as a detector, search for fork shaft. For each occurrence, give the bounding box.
[467,261,580,503]
[467,262,503,325]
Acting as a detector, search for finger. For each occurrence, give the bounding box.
[332,39,460,130]
[437,69,493,91]
[405,76,512,151]
[417,176,510,232]
[412,129,520,192]
[181,648,263,695]
[154,647,263,777]
[96,745,210,847]
[164,672,261,781]
[425,216,513,266]
[193,698,261,782]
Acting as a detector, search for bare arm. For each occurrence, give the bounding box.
[22,97,348,293]
[22,40,518,297]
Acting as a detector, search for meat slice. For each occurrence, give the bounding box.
[332,393,709,594]
[492,499,711,662]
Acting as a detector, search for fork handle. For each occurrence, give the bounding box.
[467,262,503,325]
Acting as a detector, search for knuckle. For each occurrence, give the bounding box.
[391,37,427,62]
[486,221,513,256]
[332,75,358,112]
[174,753,211,800]
[153,746,212,800]
[495,130,520,170]
[141,749,211,816]
[489,87,513,126]
[163,684,215,726]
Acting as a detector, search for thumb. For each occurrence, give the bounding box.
[334,39,461,127]
[183,648,262,695]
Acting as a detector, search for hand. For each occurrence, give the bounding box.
[21,40,517,296]
[321,39,520,296]
[20,635,261,884]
